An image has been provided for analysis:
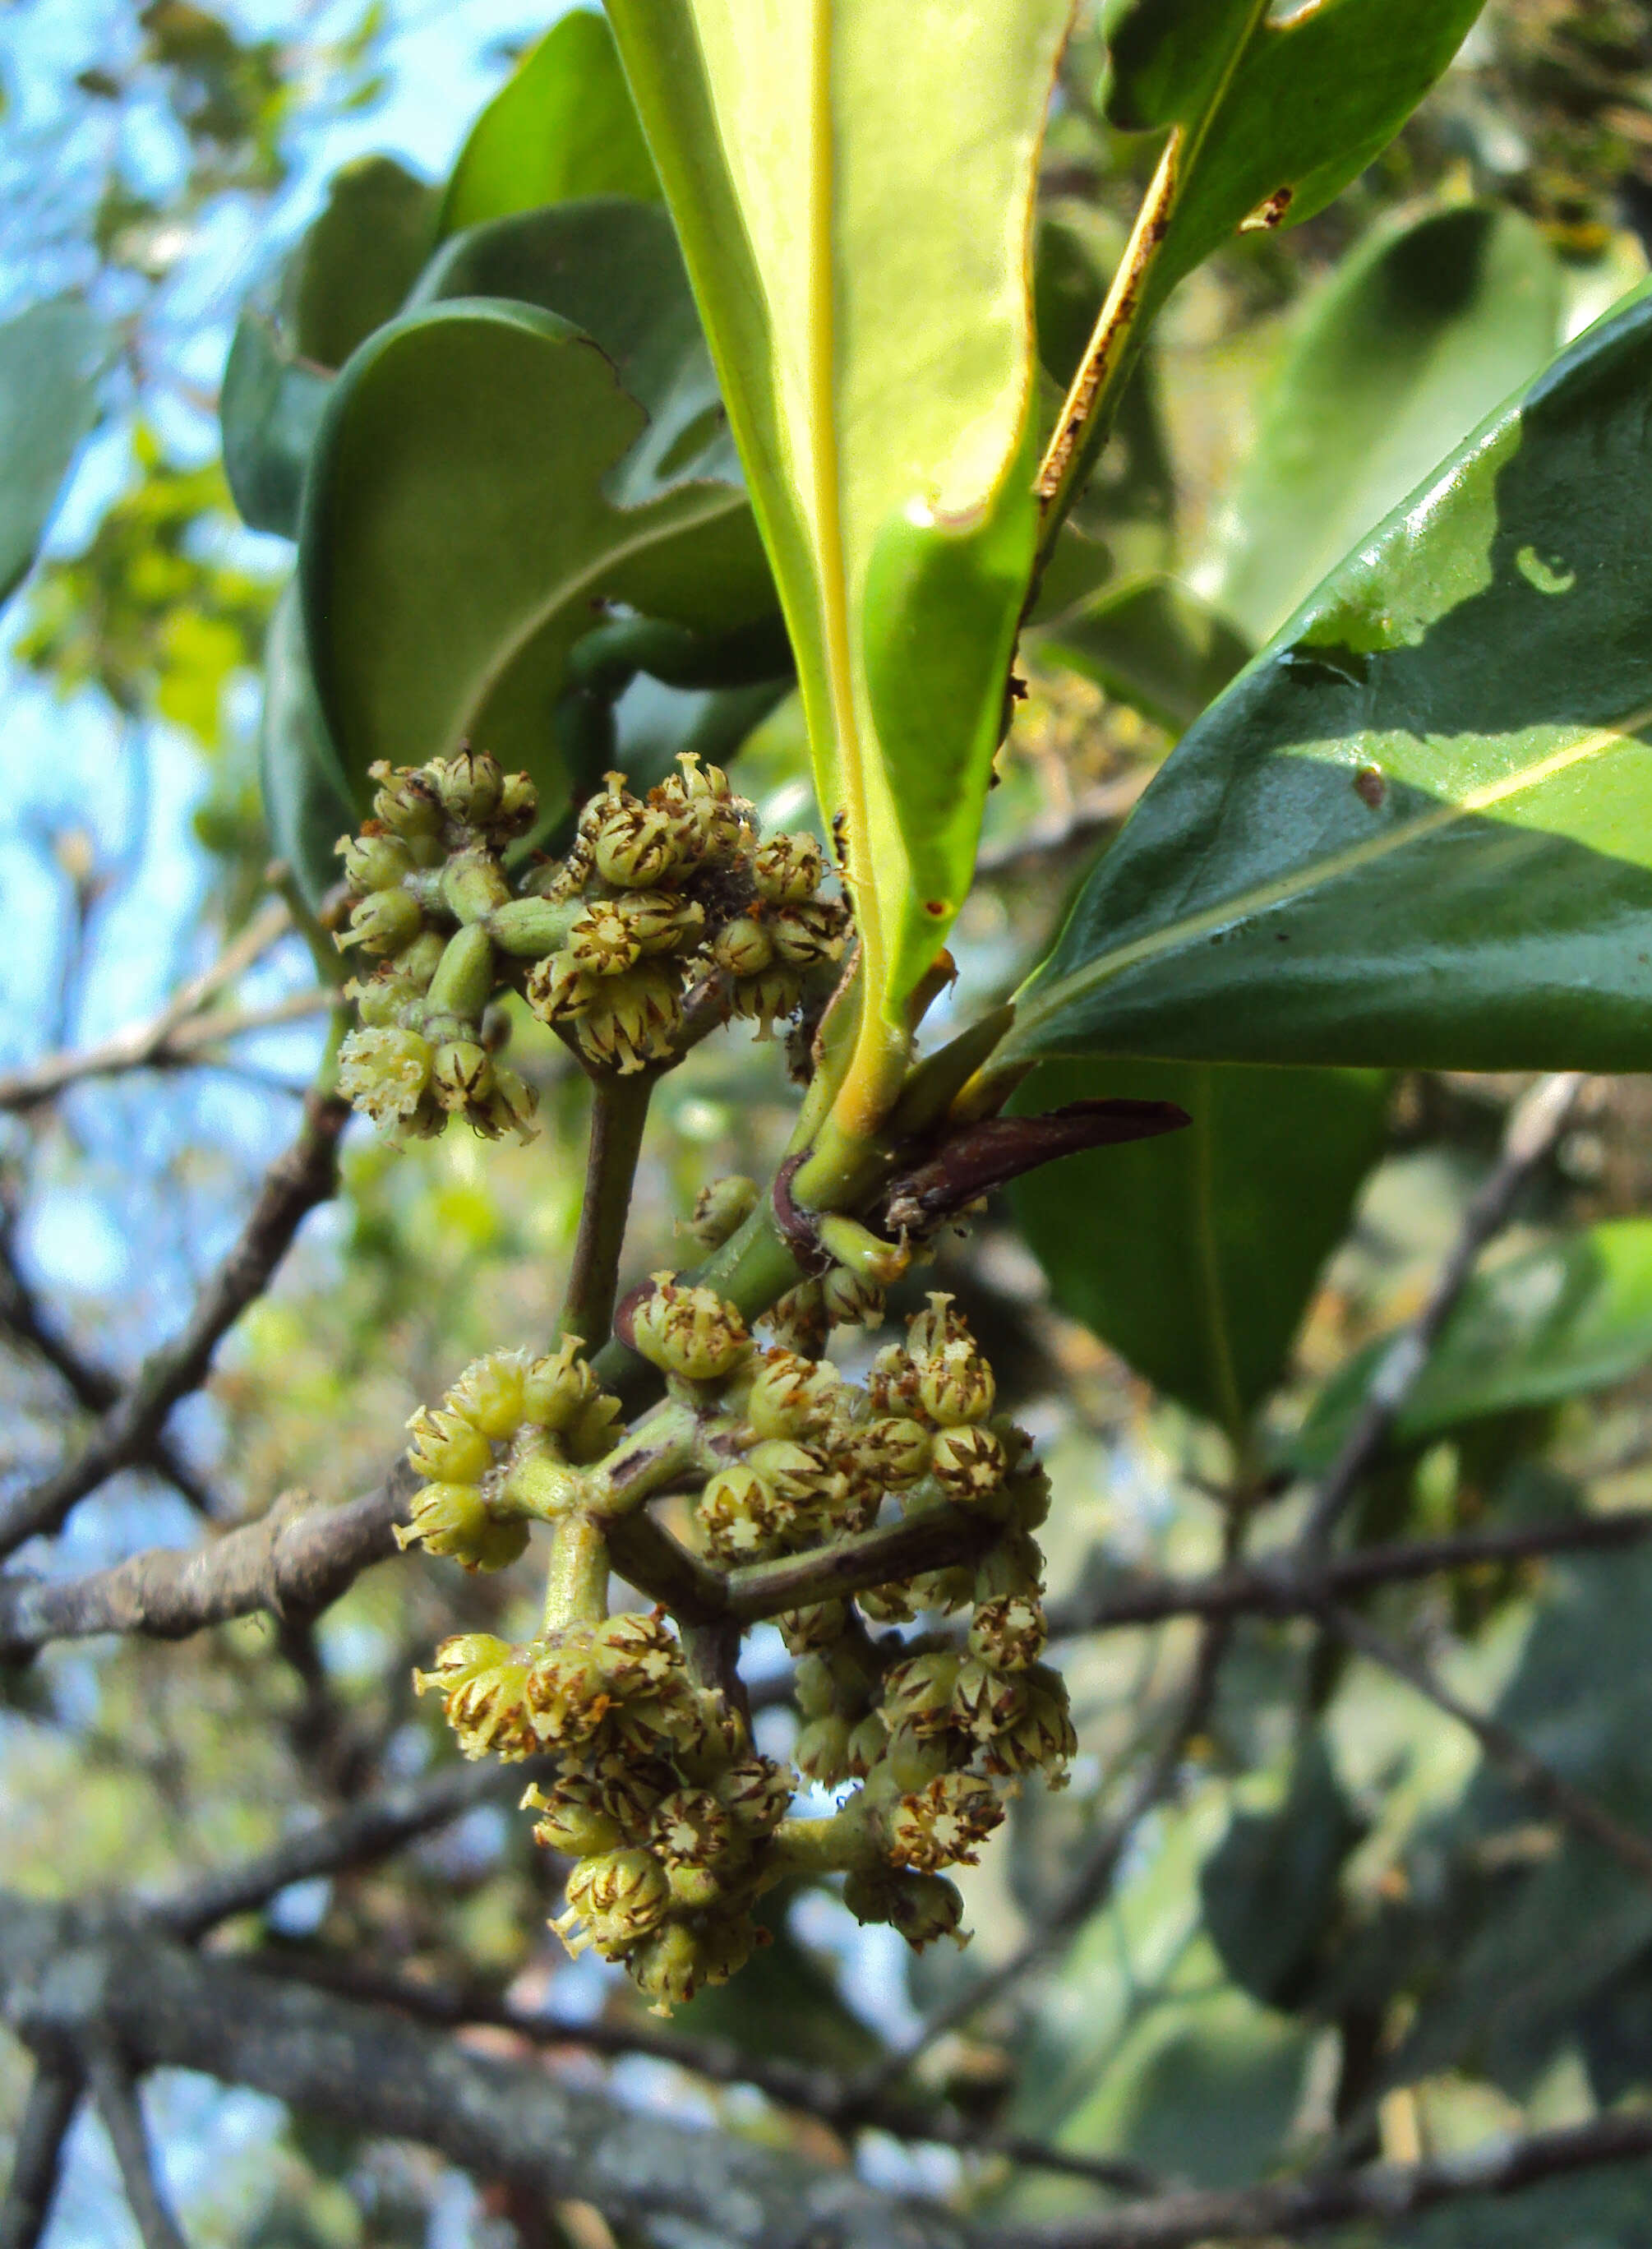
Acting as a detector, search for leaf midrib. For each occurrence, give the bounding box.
[1008,702,1652,1054]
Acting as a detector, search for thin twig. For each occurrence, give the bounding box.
[1043,1507,1652,1639]
[0,899,323,1112]
[1299,1071,1585,1559]
[0,1091,350,1559]
[0,1217,215,1516]
[243,1944,1162,2196]
[152,1753,548,1942]
[0,2064,79,2249]
[987,2108,1652,2247]
[1322,1599,1652,1888]
[0,1471,413,1664]
[557,1074,653,1353]
[84,2047,187,2249]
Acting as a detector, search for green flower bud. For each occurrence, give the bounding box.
[572,963,684,1074]
[987,1667,1077,1780]
[930,1425,1007,1503]
[620,889,704,956]
[712,917,773,977]
[592,1612,683,1700]
[866,1344,919,1415]
[496,769,538,835]
[822,1268,885,1331]
[338,832,414,894]
[745,1438,846,1517]
[796,1713,851,1785]
[431,746,503,825]
[445,1350,528,1440]
[751,830,824,905]
[649,1787,735,1869]
[522,1339,601,1431]
[715,1755,792,1835]
[406,1403,494,1485]
[764,1281,828,1357]
[431,1039,493,1114]
[975,1527,1045,1604]
[907,1293,971,1361]
[590,783,683,889]
[667,1862,725,1910]
[568,899,643,977]
[631,1273,751,1383]
[468,1064,539,1144]
[880,1720,952,1794]
[697,1464,784,1561]
[842,1416,931,1486]
[629,1920,703,2014]
[842,1868,967,1951]
[565,1389,625,1464]
[658,752,750,866]
[521,1776,623,1858]
[523,1628,610,1745]
[886,1771,1004,1873]
[341,885,423,957]
[397,929,449,990]
[882,1653,961,1736]
[730,963,805,1039]
[524,950,600,1025]
[1008,1473,1052,1539]
[746,1351,841,1441]
[394,1480,488,1563]
[688,1175,760,1250]
[792,1653,837,1720]
[969,1592,1047,1672]
[768,899,847,967]
[847,1711,888,1776]
[695,1911,759,1989]
[554,1848,670,1958]
[414,1635,536,1760]
[777,1599,848,1654]
[916,1342,996,1428]
[857,1582,924,1625]
[369,760,442,837]
[952,1656,1027,1742]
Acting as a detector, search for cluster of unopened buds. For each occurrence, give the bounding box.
[400,1249,1070,2011]
[334,747,851,1140]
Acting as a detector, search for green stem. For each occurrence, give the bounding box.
[542,1512,611,1633]
[768,1807,875,1879]
[557,1071,654,1352]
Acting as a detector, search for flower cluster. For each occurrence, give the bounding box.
[394,1337,623,1572]
[417,1616,790,2013]
[335,750,851,1138]
[400,1288,1069,2005]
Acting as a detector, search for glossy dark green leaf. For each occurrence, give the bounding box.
[436,11,658,237]
[0,296,108,605]
[219,310,331,539]
[1294,1219,1652,1472]
[409,198,739,496]
[1200,1731,1362,2009]
[1011,1059,1388,1441]
[1036,573,1250,734]
[282,155,437,370]
[258,580,355,908]
[298,300,773,828]
[1204,202,1565,644]
[1004,285,1652,1076]
[1099,0,1485,308]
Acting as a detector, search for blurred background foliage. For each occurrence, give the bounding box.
[11,1,1652,2242]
